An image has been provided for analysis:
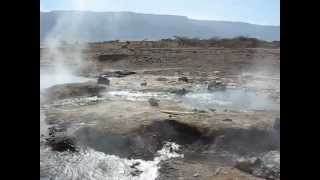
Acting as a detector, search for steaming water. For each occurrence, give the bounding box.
[182,89,279,111]
[40,142,183,180]
[40,71,90,90]
[103,89,279,111]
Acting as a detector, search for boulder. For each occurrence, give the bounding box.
[97,75,110,85]
[208,80,226,91]
[156,77,168,81]
[235,151,280,180]
[46,136,77,152]
[178,77,189,83]
[170,88,189,96]
[252,151,280,180]
[235,157,260,173]
[99,70,136,78]
[273,118,280,132]
[141,82,147,86]
[43,81,106,102]
[148,98,160,107]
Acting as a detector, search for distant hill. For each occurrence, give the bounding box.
[40,11,280,42]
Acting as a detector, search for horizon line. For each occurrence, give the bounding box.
[40,10,280,27]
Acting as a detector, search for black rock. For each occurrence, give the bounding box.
[235,151,280,180]
[43,82,106,101]
[178,77,189,83]
[100,70,136,78]
[208,80,226,91]
[148,98,159,107]
[156,77,168,81]
[235,157,259,173]
[46,136,77,152]
[273,118,280,132]
[97,75,110,85]
[170,88,189,96]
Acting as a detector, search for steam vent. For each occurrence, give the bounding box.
[41,2,280,179]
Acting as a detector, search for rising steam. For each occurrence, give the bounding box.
[40,0,94,90]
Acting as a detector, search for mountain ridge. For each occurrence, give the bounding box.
[40,11,280,42]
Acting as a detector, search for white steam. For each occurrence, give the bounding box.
[40,0,94,90]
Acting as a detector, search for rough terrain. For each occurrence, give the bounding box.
[40,41,280,180]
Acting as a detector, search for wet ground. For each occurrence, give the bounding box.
[40,46,280,180]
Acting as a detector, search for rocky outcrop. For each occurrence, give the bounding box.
[208,80,226,91]
[97,75,110,85]
[43,81,106,102]
[99,70,136,78]
[148,98,160,107]
[235,151,280,180]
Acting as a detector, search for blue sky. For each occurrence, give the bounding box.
[40,0,279,26]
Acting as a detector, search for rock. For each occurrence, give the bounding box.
[214,167,222,176]
[98,54,129,62]
[130,169,143,176]
[273,118,280,132]
[46,136,77,152]
[43,81,106,102]
[222,118,233,122]
[130,162,141,168]
[178,77,189,83]
[235,151,280,180]
[193,109,207,113]
[156,77,168,81]
[193,173,199,177]
[97,75,110,85]
[148,98,160,107]
[252,151,280,180]
[170,88,189,96]
[141,82,147,86]
[208,80,226,91]
[99,70,136,78]
[235,157,259,173]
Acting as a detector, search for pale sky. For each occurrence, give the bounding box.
[40,0,280,26]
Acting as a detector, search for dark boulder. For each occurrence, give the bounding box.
[141,82,147,86]
[170,88,189,96]
[235,151,280,180]
[208,80,226,91]
[97,75,110,85]
[273,118,280,132]
[148,98,160,107]
[156,77,168,81]
[98,54,129,62]
[178,77,189,83]
[43,81,106,102]
[46,136,77,152]
[100,70,136,78]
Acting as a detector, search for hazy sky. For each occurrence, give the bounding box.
[40,0,280,26]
